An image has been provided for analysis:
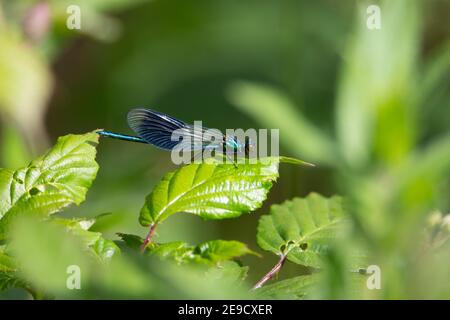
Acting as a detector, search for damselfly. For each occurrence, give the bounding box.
[98,108,254,164]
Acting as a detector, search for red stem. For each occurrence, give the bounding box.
[140,223,157,254]
[252,254,287,290]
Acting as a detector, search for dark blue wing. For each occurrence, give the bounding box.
[127,108,189,150]
[127,108,223,151]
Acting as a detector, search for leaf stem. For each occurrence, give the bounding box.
[140,223,157,254]
[252,253,287,290]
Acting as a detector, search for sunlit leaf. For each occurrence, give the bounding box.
[0,132,99,239]
[91,238,120,262]
[139,157,307,225]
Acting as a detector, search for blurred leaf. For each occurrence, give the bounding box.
[91,238,120,262]
[257,193,346,268]
[139,158,283,226]
[254,274,319,299]
[54,217,120,262]
[0,272,29,293]
[9,216,92,295]
[48,0,152,43]
[53,217,100,246]
[0,29,52,150]
[156,261,252,299]
[205,260,249,286]
[419,40,450,107]
[0,246,16,272]
[0,132,99,239]
[119,233,256,265]
[424,211,450,251]
[0,122,30,169]
[228,81,336,165]
[0,246,32,295]
[336,0,419,167]
[396,133,450,213]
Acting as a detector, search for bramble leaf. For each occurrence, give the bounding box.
[139,157,307,225]
[257,193,347,268]
[0,132,100,239]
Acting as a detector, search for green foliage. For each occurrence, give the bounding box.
[228,81,336,165]
[257,193,346,268]
[139,158,282,226]
[9,216,95,294]
[255,274,319,299]
[2,0,450,300]
[0,132,99,239]
[0,132,121,297]
[0,130,314,298]
[205,261,249,286]
[0,27,51,152]
[119,233,257,265]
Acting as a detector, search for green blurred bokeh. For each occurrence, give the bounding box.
[0,0,449,299]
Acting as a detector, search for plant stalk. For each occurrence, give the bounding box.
[140,223,157,254]
[252,253,287,290]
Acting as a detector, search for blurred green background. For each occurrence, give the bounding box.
[0,0,449,299]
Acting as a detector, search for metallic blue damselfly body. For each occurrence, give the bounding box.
[98,108,253,162]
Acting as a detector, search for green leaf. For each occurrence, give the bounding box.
[91,238,120,262]
[53,217,100,247]
[8,216,93,295]
[192,240,259,264]
[0,122,31,169]
[255,272,369,300]
[139,158,282,225]
[0,246,16,273]
[118,234,256,265]
[117,233,144,251]
[0,272,29,293]
[54,217,120,262]
[205,261,249,286]
[0,131,100,239]
[254,274,319,299]
[257,193,346,268]
[336,1,419,167]
[419,40,450,106]
[0,246,31,294]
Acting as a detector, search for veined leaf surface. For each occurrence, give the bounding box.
[139,157,306,225]
[257,193,346,268]
[0,132,99,239]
